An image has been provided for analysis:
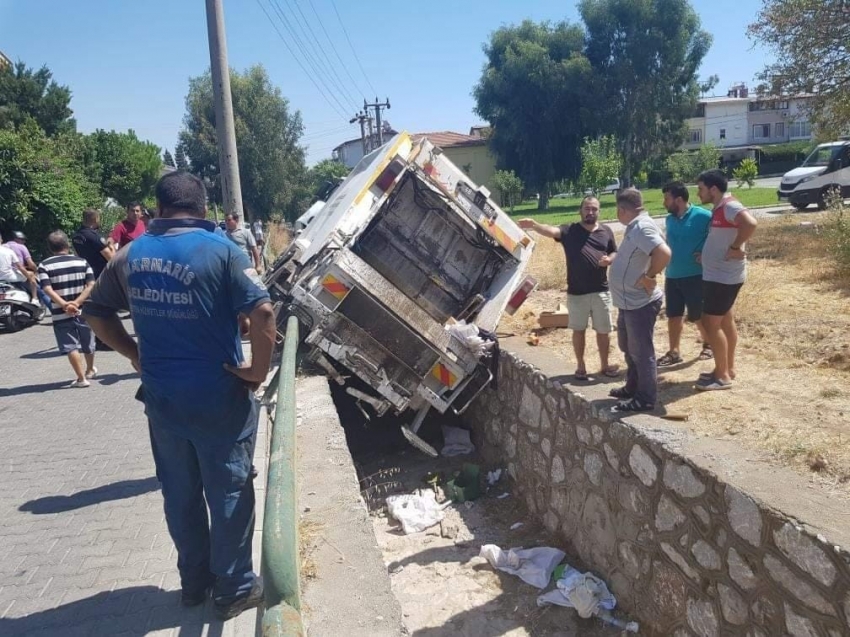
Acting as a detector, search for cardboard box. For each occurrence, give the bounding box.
[537,304,569,329]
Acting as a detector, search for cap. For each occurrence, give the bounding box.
[12,231,26,241]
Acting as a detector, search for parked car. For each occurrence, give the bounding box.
[585,179,621,196]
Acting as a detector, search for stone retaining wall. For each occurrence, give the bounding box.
[464,348,850,636]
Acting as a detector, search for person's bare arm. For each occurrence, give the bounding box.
[85,315,139,369]
[100,245,115,262]
[727,210,758,260]
[517,218,561,240]
[637,243,671,293]
[250,245,261,270]
[224,302,276,388]
[65,281,95,314]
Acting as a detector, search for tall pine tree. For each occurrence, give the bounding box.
[174,145,188,170]
[163,149,175,167]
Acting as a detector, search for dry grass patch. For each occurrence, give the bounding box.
[266,221,292,262]
[503,214,850,492]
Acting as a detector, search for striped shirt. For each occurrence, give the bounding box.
[37,254,94,322]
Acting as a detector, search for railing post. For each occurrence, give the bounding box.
[261,315,304,636]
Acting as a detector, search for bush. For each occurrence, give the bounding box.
[758,141,814,163]
[733,158,759,189]
[825,192,850,273]
[577,136,622,195]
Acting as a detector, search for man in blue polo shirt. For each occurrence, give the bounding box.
[83,172,275,619]
[657,181,712,367]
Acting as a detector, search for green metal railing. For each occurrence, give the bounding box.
[261,315,304,636]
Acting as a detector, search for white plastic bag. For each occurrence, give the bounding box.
[441,426,475,456]
[537,566,617,617]
[479,544,565,589]
[386,490,449,534]
[446,320,493,357]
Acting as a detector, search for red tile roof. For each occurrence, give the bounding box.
[412,131,487,149]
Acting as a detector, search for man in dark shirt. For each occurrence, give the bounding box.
[519,196,619,380]
[72,208,114,279]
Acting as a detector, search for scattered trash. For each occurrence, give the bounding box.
[446,463,481,502]
[446,320,495,357]
[538,566,616,615]
[463,501,475,510]
[497,492,510,499]
[389,564,404,575]
[597,610,640,633]
[486,468,502,486]
[386,490,451,534]
[537,304,570,329]
[441,426,475,457]
[527,335,540,346]
[479,544,565,589]
[510,522,524,530]
[440,520,459,540]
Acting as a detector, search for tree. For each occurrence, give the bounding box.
[174,144,188,171]
[491,170,524,210]
[0,123,100,257]
[179,65,309,221]
[0,61,75,136]
[748,0,850,137]
[163,149,175,167]
[665,144,721,183]
[308,158,349,194]
[577,136,622,195]
[86,129,162,206]
[474,21,592,210]
[580,0,712,185]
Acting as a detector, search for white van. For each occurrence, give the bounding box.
[777,140,850,210]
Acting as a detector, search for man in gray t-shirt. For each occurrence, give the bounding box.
[607,189,671,411]
[224,213,261,270]
[694,169,757,392]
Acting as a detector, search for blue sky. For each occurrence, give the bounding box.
[0,0,769,165]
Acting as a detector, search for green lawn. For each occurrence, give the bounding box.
[507,187,780,226]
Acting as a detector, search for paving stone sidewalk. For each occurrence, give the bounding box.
[0,320,266,636]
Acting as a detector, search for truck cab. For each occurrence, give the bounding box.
[777,140,850,210]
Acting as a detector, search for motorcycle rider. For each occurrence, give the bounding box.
[5,231,50,307]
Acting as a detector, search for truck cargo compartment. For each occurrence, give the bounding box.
[353,171,510,323]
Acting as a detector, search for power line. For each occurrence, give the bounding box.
[254,0,348,120]
[329,0,377,96]
[306,0,367,99]
[265,0,352,118]
[287,0,360,110]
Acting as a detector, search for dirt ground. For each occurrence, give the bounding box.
[503,213,850,495]
[360,447,625,637]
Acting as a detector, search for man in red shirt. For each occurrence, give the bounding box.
[108,202,146,250]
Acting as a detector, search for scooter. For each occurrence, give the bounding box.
[0,282,46,332]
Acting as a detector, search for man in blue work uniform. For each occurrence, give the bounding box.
[83,171,276,619]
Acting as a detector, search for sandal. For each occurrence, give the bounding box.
[695,376,733,391]
[574,369,589,381]
[657,351,683,367]
[613,397,655,412]
[698,345,713,361]
[609,386,633,399]
[601,365,621,378]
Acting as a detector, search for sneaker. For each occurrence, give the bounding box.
[85,367,98,379]
[214,579,264,620]
[70,379,90,388]
[181,586,211,607]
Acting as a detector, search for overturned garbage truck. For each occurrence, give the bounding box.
[265,132,536,454]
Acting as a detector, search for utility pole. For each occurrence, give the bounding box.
[350,111,369,156]
[205,0,246,221]
[364,97,390,147]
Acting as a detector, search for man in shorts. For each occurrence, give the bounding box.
[658,181,712,366]
[694,169,758,391]
[37,231,97,387]
[519,196,619,380]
